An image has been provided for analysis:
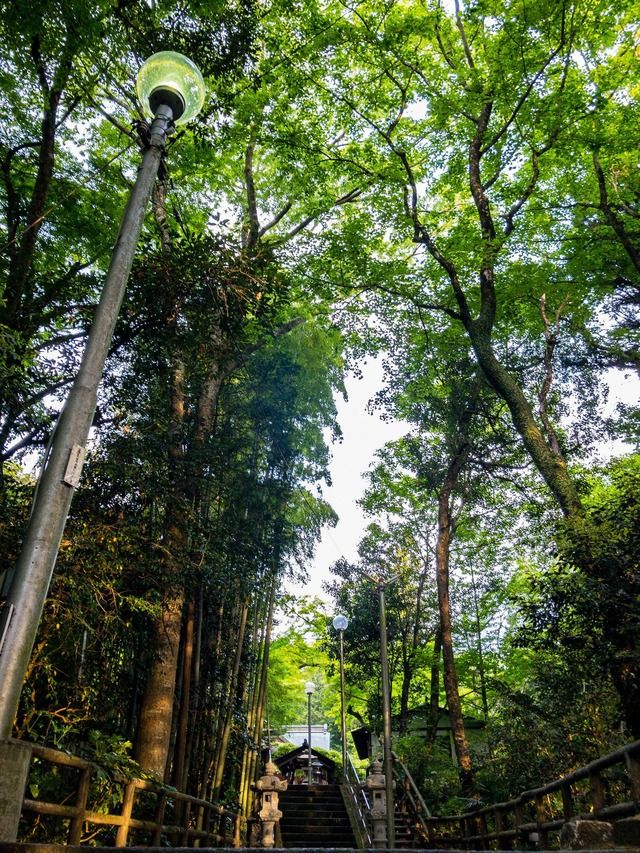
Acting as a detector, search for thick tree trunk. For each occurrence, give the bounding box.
[467,331,582,519]
[136,346,223,778]
[135,590,185,778]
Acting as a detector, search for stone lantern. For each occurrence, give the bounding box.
[255,760,288,848]
[365,758,388,849]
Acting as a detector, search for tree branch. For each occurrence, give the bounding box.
[537,293,567,458]
[594,152,640,275]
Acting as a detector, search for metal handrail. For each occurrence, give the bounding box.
[343,753,373,848]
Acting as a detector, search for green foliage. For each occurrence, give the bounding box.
[395,736,462,814]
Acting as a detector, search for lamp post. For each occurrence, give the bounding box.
[364,573,399,849]
[305,680,315,786]
[0,52,205,740]
[332,613,349,772]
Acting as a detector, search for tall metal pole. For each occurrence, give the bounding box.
[0,106,173,739]
[307,692,312,785]
[378,581,395,848]
[338,628,348,772]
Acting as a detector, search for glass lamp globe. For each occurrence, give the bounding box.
[305,680,316,695]
[333,614,349,631]
[136,51,205,125]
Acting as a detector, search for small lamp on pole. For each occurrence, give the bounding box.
[305,680,315,786]
[332,614,349,772]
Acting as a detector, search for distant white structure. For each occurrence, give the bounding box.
[282,723,330,751]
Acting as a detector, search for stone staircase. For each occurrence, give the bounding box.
[279,783,357,848]
[395,809,423,849]
[277,781,424,849]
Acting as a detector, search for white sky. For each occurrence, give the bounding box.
[286,363,639,607]
[288,357,409,604]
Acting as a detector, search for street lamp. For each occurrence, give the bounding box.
[332,614,349,772]
[0,52,206,740]
[305,680,315,786]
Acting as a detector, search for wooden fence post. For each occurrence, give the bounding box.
[589,771,606,813]
[115,781,137,847]
[495,806,511,850]
[180,799,192,846]
[68,765,92,845]
[535,794,546,849]
[201,802,212,844]
[478,811,489,849]
[514,800,524,848]
[152,791,167,846]
[233,812,242,848]
[561,784,574,822]
[626,752,640,804]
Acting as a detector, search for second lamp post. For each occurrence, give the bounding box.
[332,614,349,772]
[305,680,315,785]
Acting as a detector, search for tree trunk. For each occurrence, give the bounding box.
[136,355,223,777]
[437,485,474,796]
[135,590,185,778]
[426,627,442,746]
[434,393,477,797]
[467,331,582,519]
[470,566,489,723]
[398,634,411,735]
[172,595,195,790]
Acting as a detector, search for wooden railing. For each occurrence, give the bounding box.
[425,739,640,850]
[392,750,432,846]
[16,740,241,848]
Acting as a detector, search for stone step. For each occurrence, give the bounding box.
[278,782,356,849]
[1,845,632,852]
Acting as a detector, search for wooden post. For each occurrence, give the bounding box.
[152,791,167,846]
[233,812,243,848]
[462,814,472,850]
[193,803,203,849]
[561,784,574,821]
[478,811,489,849]
[495,806,511,851]
[180,799,192,846]
[68,765,92,844]
[201,802,212,844]
[625,752,640,804]
[0,740,32,843]
[589,771,606,813]
[514,801,524,847]
[535,793,546,849]
[115,781,137,847]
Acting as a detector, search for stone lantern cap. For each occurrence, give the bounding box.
[256,761,288,792]
[365,758,385,789]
